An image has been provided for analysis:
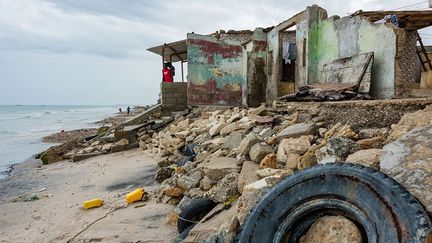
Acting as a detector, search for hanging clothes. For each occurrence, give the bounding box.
[283,41,291,64]
[282,41,297,64]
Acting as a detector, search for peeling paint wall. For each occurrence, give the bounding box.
[246,28,268,107]
[303,15,397,98]
[266,5,326,104]
[187,34,246,106]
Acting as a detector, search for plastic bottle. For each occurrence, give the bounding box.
[125,188,145,204]
[83,198,104,209]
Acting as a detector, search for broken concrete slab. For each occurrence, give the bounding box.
[381,125,432,213]
[276,136,311,164]
[205,172,239,203]
[275,123,318,141]
[202,157,240,180]
[346,149,383,170]
[221,132,243,150]
[185,201,239,242]
[238,132,261,155]
[316,137,361,164]
[237,161,259,193]
[249,142,273,163]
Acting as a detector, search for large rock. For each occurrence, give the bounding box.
[220,122,241,136]
[203,157,240,180]
[276,136,311,164]
[200,176,217,191]
[163,186,185,197]
[101,143,112,153]
[358,128,389,139]
[222,132,243,150]
[299,216,362,243]
[238,132,261,155]
[248,105,266,116]
[38,140,83,164]
[237,161,259,193]
[324,123,358,140]
[387,106,432,141]
[205,172,240,203]
[259,127,274,138]
[249,143,273,163]
[209,122,227,137]
[356,136,384,149]
[185,202,239,242]
[275,123,318,141]
[286,153,301,170]
[156,157,171,167]
[346,149,384,170]
[174,130,191,139]
[177,173,201,190]
[238,172,292,225]
[380,126,432,213]
[177,118,190,131]
[155,167,173,183]
[259,153,277,169]
[316,137,361,164]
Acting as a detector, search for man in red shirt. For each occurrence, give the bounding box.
[162,62,174,82]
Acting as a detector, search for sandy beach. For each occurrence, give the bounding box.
[0,149,177,243]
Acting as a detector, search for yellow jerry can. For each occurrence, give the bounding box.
[126,188,145,204]
[83,198,104,209]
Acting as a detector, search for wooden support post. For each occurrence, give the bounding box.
[161,46,165,67]
[181,61,184,82]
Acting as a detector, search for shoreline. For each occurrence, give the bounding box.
[0,149,177,242]
[0,107,142,181]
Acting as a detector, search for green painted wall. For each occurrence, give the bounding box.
[306,16,396,98]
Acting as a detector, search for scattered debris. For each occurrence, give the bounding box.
[83,198,104,209]
[125,188,145,204]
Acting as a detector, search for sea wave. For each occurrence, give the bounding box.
[0,165,12,181]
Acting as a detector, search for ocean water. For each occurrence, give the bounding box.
[0,105,118,180]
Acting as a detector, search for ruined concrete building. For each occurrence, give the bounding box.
[148,5,432,111]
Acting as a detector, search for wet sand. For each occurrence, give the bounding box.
[0,149,176,243]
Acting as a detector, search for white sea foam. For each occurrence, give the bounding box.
[0,105,118,179]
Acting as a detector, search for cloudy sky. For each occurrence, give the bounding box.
[0,0,430,105]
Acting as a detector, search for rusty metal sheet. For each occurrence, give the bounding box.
[187,34,246,106]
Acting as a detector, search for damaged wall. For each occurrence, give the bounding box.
[187,34,246,106]
[394,30,419,97]
[303,15,397,98]
[266,5,327,104]
[246,28,268,107]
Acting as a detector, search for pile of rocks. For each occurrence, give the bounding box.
[138,104,408,240]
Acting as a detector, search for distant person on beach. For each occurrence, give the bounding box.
[127,106,130,115]
[162,62,175,83]
[119,108,122,113]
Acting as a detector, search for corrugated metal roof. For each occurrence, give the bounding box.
[147,39,187,63]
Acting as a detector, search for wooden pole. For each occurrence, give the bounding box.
[161,46,165,67]
[181,61,184,82]
[429,0,432,8]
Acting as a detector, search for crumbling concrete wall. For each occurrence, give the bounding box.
[302,15,397,99]
[266,5,326,104]
[246,28,268,107]
[187,34,246,106]
[161,82,188,112]
[395,30,418,97]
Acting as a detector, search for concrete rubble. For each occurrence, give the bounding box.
[36,100,432,241]
[144,102,432,241]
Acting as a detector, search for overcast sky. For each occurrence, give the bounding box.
[0,0,430,105]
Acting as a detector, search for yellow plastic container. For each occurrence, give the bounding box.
[83,198,104,209]
[125,188,145,204]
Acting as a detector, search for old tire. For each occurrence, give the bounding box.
[239,163,432,243]
[173,225,194,242]
[177,198,217,234]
